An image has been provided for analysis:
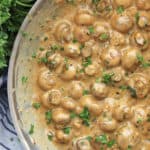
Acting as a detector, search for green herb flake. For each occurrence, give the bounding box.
[127,86,137,98]
[20,31,28,37]
[127,145,132,150]
[92,0,100,4]
[79,107,90,126]
[32,102,41,110]
[32,52,36,58]
[72,38,78,43]
[147,116,150,122]
[136,54,150,68]
[64,57,69,70]
[116,6,124,14]
[21,76,28,84]
[83,89,90,96]
[48,134,53,141]
[102,73,114,85]
[119,85,128,90]
[39,57,48,64]
[39,47,44,51]
[135,12,140,23]
[137,118,143,124]
[99,33,109,41]
[29,124,34,135]
[107,139,116,147]
[88,26,94,34]
[44,36,48,41]
[80,44,85,50]
[86,136,93,141]
[63,127,71,134]
[82,56,92,68]
[95,134,108,144]
[45,110,52,124]
[70,112,77,119]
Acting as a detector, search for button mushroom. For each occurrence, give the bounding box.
[64,43,80,58]
[41,89,61,108]
[52,108,70,124]
[70,81,84,99]
[91,82,109,99]
[71,137,93,150]
[38,69,56,90]
[127,73,150,99]
[101,47,121,67]
[54,20,73,43]
[121,47,140,71]
[74,26,90,43]
[61,97,76,111]
[116,122,141,149]
[74,7,94,25]
[111,11,133,33]
[98,111,118,132]
[79,95,102,115]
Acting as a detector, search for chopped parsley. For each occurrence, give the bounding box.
[107,139,116,147]
[116,6,124,14]
[127,145,132,150]
[80,44,85,50]
[82,56,92,68]
[147,116,150,122]
[88,26,94,34]
[63,127,71,134]
[39,47,44,51]
[95,134,115,148]
[135,12,140,23]
[45,110,52,124]
[102,73,114,85]
[99,33,109,41]
[119,85,128,90]
[72,38,78,43]
[136,54,150,68]
[32,52,36,58]
[86,136,93,141]
[32,102,41,110]
[137,118,143,124]
[127,86,137,98]
[48,134,53,141]
[83,89,90,96]
[70,112,77,119]
[38,57,48,64]
[29,124,34,135]
[64,57,69,70]
[79,107,90,126]
[92,0,100,4]
[21,76,28,84]
[95,134,108,144]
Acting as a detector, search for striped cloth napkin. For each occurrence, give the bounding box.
[0,70,23,150]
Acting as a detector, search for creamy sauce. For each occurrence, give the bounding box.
[31,0,150,150]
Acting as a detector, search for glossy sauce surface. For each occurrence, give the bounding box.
[32,0,150,149]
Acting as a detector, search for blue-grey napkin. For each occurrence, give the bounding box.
[0,71,23,150]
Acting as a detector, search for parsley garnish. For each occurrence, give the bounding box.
[135,12,140,23]
[86,136,93,141]
[83,89,90,96]
[127,145,132,150]
[29,124,34,135]
[32,102,41,110]
[92,0,100,4]
[102,73,114,84]
[63,127,71,134]
[95,134,115,147]
[48,134,53,141]
[79,107,90,126]
[70,112,77,119]
[72,38,78,43]
[21,76,28,84]
[127,86,137,98]
[116,6,124,14]
[45,110,52,124]
[95,134,107,144]
[88,26,94,34]
[82,56,92,68]
[136,54,150,68]
[99,33,109,41]
[64,57,69,70]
